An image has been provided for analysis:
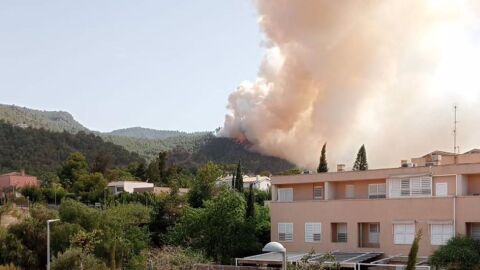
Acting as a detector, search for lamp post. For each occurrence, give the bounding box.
[47,219,60,270]
[263,242,287,270]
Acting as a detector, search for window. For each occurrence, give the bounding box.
[435,182,448,197]
[389,176,432,198]
[468,223,480,240]
[369,183,386,199]
[332,223,348,243]
[368,223,380,244]
[394,223,415,244]
[313,186,324,200]
[278,223,293,241]
[431,224,453,245]
[345,185,355,199]
[305,223,321,242]
[278,188,293,202]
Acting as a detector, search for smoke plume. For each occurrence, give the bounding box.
[221,0,480,169]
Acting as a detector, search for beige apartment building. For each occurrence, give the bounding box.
[270,150,480,257]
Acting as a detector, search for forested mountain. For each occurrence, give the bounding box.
[105,127,208,140]
[168,134,294,174]
[0,121,144,175]
[0,104,89,133]
[0,104,295,174]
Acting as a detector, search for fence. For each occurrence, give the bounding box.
[194,264,278,270]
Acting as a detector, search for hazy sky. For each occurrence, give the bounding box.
[0,1,263,132]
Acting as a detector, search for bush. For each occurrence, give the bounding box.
[148,246,210,270]
[51,248,108,270]
[430,236,480,270]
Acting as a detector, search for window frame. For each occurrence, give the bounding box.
[277,188,293,202]
[430,223,453,246]
[345,185,355,199]
[368,183,387,199]
[393,223,415,245]
[278,223,293,242]
[305,222,322,243]
[313,186,324,200]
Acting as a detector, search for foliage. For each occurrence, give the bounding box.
[406,229,422,270]
[317,143,328,173]
[147,246,211,270]
[0,121,144,176]
[51,247,108,270]
[245,184,255,220]
[0,264,21,270]
[59,199,101,231]
[170,190,263,264]
[150,193,186,246]
[353,144,368,171]
[235,160,244,192]
[0,204,57,269]
[188,162,223,208]
[72,172,107,203]
[279,168,302,175]
[20,186,45,203]
[288,251,340,270]
[58,152,89,188]
[430,235,480,270]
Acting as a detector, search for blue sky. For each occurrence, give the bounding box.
[0,0,263,132]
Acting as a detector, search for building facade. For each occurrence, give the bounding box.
[0,171,39,190]
[107,181,154,194]
[270,150,480,257]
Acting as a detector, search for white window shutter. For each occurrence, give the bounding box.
[436,183,448,197]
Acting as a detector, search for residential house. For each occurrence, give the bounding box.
[107,181,154,194]
[269,150,480,257]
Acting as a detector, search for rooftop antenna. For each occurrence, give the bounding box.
[453,104,459,154]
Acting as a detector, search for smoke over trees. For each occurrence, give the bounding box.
[221,1,480,169]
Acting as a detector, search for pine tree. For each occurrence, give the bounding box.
[317,143,328,173]
[353,144,368,171]
[235,160,243,192]
[246,183,255,220]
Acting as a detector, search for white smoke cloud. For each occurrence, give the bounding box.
[221,0,480,169]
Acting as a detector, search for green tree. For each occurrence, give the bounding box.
[20,186,44,203]
[188,162,222,208]
[170,190,261,263]
[430,235,480,270]
[231,171,236,190]
[158,151,168,185]
[406,230,422,270]
[235,160,243,192]
[150,192,186,246]
[353,145,368,171]
[317,143,328,173]
[51,248,108,270]
[245,184,255,221]
[91,151,113,174]
[72,173,107,203]
[59,152,89,188]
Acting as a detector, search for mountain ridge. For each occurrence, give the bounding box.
[0,103,295,173]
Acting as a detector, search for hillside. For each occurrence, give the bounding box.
[105,127,208,140]
[168,134,294,174]
[0,104,89,133]
[0,104,295,174]
[0,121,144,175]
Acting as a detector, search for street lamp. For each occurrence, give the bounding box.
[47,219,60,270]
[263,242,287,270]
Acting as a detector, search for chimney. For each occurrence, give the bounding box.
[337,164,345,172]
[401,160,409,167]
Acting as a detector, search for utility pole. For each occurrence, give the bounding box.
[453,105,459,154]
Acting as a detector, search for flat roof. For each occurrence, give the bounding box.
[272,162,480,184]
[237,251,382,267]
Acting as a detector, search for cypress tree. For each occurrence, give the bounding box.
[235,160,243,192]
[231,171,236,189]
[317,143,328,173]
[158,151,168,184]
[246,183,255,220]
[353,144,368,171]
[406,230,423,270]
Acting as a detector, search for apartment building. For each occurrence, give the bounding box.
[270,150,480,257]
